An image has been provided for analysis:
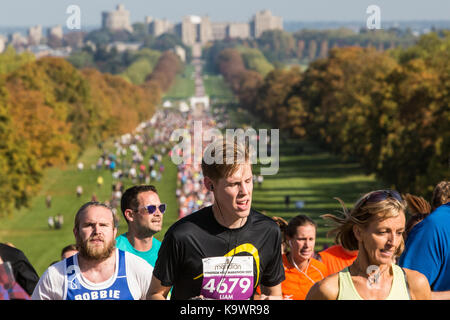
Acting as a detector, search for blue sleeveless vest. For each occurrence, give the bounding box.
[65,249,134,300]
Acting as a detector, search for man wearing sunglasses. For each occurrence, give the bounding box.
[116,185,165,267]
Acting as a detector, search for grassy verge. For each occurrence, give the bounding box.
[163,64,196,100]
[203,72,235,102]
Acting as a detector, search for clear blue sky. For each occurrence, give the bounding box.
[0,0,449,27]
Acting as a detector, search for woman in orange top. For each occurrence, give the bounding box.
[318,244,358,275]
[282,215,328,300]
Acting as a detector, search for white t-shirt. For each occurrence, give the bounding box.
[32,249,153,300]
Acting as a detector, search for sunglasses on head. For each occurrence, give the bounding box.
[360,190,402,207]
[144,204,166,214]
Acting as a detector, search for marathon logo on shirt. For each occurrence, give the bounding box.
[73,289,121,300]
[214,262,242,271]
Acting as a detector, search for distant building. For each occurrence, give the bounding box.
[149,18,174,37]
[0,35,6,53]
[198,16,213,44]
[10,32,28,49]
[47,25,64,40]
[227,22,250,39]
[176,15,212,46]
[176,16,197,47]
[28,44,72,59]
[47,25,64,48]
[174,10,282,46]
[102,4,133,32]
[28,25,42,46]
[211,22,227,41]
[250,10,283,38]
[106,41,142,52]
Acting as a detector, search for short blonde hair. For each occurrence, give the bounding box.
[322,190,406,256]
[201,138,251,182]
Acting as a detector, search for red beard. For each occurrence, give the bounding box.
[77,235,116,261]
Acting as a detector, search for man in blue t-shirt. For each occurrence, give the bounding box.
[116,185,164,267]
[399,181,450,299]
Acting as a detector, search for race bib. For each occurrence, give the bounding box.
[200,256,254,300]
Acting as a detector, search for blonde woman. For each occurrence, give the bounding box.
[306,190,431,300]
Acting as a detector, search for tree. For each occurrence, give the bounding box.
[0,46,35,75]
[0,80,41,216]
[253,67,302,129]
[145,51,182,92]
[237,47,274,77]
[257,30,295,62]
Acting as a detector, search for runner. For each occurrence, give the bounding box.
[148,139,285,300]
[60,244,78,260]
[306,190,431,300]
[116,185,164,267]
[281,215,328,300]
[318,244,357,275]
[0,243,39,296]
[32,202,153,300]
[399,181,450,299]
[402,193,431,239]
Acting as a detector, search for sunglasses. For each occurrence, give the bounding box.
[360,190,402,207]
[144,204,166,214]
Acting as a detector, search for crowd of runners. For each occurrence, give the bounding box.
[1,105,449,302]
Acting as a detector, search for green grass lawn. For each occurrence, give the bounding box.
[163,64,196,100]
[203,73,235,102]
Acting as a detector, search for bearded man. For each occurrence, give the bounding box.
[32,202,153,300]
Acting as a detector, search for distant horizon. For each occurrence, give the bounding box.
[1,1,449,28]
[1,19,449,30]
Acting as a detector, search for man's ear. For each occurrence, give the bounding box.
[204,176,214,192]
[124,208,134,222]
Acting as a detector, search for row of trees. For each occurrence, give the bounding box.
[146,50,183,92]
[205,28,419,69]
[0,48,181,215]
[215,32,450,197]
[68,31,190,75]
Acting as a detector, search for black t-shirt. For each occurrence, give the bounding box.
[153,206,285,300]
[0,243,40,296]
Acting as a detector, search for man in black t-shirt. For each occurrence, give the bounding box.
[0,243,39,296]
[148,139,285,300]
